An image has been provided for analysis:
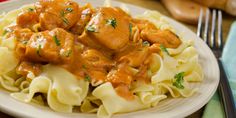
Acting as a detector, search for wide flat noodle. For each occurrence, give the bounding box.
[136,11,173,31]
[0,47,19,91]
[151,53,178,83]
[0,47,19,75]
[168,40,194,56]
[1,36,16,50]
[150,43,202,98]
[81,95,101,113]
[131,81,167,107]
[11,64,89,113]
[0,76,19,92]
[43,64,89,106]
[93,82,151,118]
[153,81,198,98]
[184,64,203,82]
[175,47,203,82]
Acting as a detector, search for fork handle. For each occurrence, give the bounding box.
[218,59,236,118]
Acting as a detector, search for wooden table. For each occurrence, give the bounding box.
[0,0,235,118]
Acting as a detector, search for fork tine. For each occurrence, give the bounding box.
[197,9,203,37]
[210,10,216,48]
[203,9,210,43]
[217,10,223,50]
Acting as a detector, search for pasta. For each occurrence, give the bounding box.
[0,0,203,118]
[11,64,89,112]
[93,82,152,118]
[0,47,19,75]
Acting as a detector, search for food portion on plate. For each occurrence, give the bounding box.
[0,0,203,117]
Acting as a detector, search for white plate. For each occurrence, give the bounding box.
[0,0,219,118]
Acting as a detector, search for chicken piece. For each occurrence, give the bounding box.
[88,69,107,86]
[14,28,34,60]
[141,29,182,48]
[119,47,149,67]
[148,43,161,53]
[13,28,33,41]
[82,49,114,68]
[115,84,135,101]
[3,25,34,60]
[113,41,142,60]
[16,61,42,77]
[129,25,141,43]
[107,63,133,87]
[132,19,157,31]
[25,28,74,63]
[79,7,130,50]
[134,65,150,83]
[70,4,94,35]
[4,25,33,39]
[132,19,181,48]
[16,8,39,29]
[35,0,80,30]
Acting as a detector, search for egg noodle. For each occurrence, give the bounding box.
[0,0,203,118]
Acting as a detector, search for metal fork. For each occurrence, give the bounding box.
[197,9,236,118]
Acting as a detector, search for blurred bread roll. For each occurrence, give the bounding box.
[162,0,235,25]
[225,0,236,15]
[161,0,209,24]
[193,0,236,16]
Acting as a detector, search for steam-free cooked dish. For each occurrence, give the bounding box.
[0,0,203,118]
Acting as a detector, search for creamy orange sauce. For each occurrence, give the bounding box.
[6,0,182,101]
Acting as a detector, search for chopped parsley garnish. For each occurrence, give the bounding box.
[129,23,133,39]
[86,25,97,32]
[60,8,73,17]
[60,11,65,17]
[160,44,169,55]
[173,72,185,89]
[129,23,132,34]
[60,10,70,25]
[84,75,91,82]
[106,18,117,29]
[64,49,72,57]
[53,35,60,46]
[28,8,34,12]
[66,8,73,12]
[36,45,42,57]
[62,17,69,25]
[2,30,8,36]
[142,41,150,47]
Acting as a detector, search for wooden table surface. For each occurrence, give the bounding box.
[0,0,235,118]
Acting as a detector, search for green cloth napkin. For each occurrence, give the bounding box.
[203,21,236,118]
